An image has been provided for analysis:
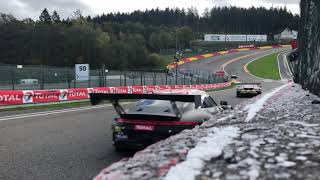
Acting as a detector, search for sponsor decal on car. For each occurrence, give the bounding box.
[134,125,155,131]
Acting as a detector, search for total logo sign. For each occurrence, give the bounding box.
[23,91,34,104]
[87,88,94,98]
[59,90,68,101]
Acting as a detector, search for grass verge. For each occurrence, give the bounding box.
[205,82,237,92]
[247,53,281,80]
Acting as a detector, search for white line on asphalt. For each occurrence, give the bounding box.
[0,104,111,122]
[277,52,284,80]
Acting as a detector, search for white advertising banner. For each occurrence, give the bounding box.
[204,34,226,42]
[247,35,267,42]
[226,34,247,42]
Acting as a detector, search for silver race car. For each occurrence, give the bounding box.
[236,83,262,97]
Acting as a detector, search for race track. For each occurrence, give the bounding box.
[0,48,291,180]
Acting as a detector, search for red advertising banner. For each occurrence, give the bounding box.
[0,90,24,105]
[0,82,231,106]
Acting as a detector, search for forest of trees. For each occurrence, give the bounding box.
[0,6,299,70]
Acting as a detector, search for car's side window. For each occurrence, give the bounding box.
[202,96,217,108]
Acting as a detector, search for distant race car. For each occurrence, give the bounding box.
[90,89,230,151]
[236,83,262,97]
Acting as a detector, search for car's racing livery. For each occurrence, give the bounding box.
[90,89,229,151]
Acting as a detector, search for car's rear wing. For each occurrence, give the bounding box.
[237,83,262,87]
[238,83,261,85]
[89,93,202,119]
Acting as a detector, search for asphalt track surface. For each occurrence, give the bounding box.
[0,48,291,180]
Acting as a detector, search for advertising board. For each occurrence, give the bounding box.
[226,34,247,42]
[247,35,267,42]
[204,34,226,42]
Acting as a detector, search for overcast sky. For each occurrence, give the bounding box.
[0,0,300,20]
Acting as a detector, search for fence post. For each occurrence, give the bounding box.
[161,75,163,85]
[154,73,157,85]
[197,75,200,84]
[120,72,122,86]
[11,69,15,90]
[165,73,168,85]
[124,72,127,86]
[140,72,143,86]
[132,73,135,86]
[40,65,44,90]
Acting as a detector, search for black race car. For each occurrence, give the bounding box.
[90,89,229,151]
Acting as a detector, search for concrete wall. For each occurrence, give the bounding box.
[296,0,320,96]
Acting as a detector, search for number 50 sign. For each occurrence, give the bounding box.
[75,64,90,80]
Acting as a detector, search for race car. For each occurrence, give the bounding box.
[90,89,229,151]
[236,83,262,97]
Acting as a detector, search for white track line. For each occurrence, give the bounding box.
[0,104,110,122]
[277,52,284,80]
[284,52,294,76]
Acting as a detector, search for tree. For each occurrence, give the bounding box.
[39,8,52,24]
[52,11,61,23]
[176,26,193,49]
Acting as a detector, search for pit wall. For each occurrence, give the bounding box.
[167,45,291,69]
[296,0,320,96]
[0,82,231,105]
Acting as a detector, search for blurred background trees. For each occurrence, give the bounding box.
[0,6,299,70]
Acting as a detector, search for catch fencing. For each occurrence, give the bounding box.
[0,64,226,90]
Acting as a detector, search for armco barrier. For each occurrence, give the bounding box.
[167,45,291,69]
[0,82,231,106]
